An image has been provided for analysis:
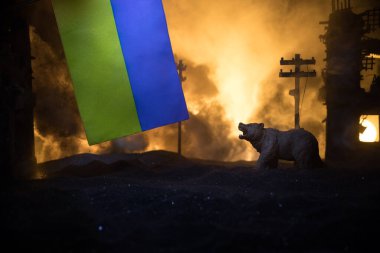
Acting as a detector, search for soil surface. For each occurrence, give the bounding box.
[1,151,379,252]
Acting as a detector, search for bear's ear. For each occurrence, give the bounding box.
[259,123,264,128]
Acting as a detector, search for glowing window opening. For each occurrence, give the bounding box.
[359,115,379,143]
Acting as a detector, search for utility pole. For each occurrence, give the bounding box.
[279,54,316,129]
[176,59,187,156]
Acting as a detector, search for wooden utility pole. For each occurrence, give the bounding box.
[279,54,316,129]
[176,59,187,156]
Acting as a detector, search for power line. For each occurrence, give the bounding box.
[300,64,309,113]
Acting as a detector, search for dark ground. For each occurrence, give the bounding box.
[1,151,380,252]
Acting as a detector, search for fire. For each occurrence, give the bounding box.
[163,0,281,127]
[31,0,329,163]
[161,0,327,159]
[359,116,379,142]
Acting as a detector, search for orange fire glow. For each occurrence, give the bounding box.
[359,116,379,142]
[32,0,329,163]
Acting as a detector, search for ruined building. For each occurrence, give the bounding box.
[320,0,380,168]
[1,1,36,180]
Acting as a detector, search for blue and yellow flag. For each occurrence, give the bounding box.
[51,0,189,145]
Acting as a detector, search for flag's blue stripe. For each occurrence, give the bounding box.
[110,0,189,131]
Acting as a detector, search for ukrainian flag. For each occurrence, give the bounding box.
[51,0,189,145]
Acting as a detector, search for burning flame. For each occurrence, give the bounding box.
[31,0,329,163]
[359,117,379,142]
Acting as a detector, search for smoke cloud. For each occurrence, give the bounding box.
[29,0,379,162]
[143,58,247,161]
[162,0,330,159]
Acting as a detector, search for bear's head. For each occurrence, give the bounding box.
[238,122,264,142]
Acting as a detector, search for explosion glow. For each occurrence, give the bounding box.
[30,0,330,163]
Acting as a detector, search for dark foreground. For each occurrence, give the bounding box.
[1,151,380,252]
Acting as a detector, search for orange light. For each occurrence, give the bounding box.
[359,115,379,142]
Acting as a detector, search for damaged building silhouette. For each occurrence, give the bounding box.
[1,1,36,180]
[320,0,380,168]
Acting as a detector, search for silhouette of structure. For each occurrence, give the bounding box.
[1,1,36,180]
[319,0,380,167]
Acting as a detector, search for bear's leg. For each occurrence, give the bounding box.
[295,152,313,169]
[255,139,279,169]
[255,155,266,170]
[256,153,278,170]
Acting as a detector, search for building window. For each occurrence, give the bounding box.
[359,115,379,142]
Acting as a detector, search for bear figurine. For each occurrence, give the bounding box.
[238,122,323,169]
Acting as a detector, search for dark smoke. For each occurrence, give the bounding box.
[30,24,86,161]
[31,39,81,138]
[29,0,64,56]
